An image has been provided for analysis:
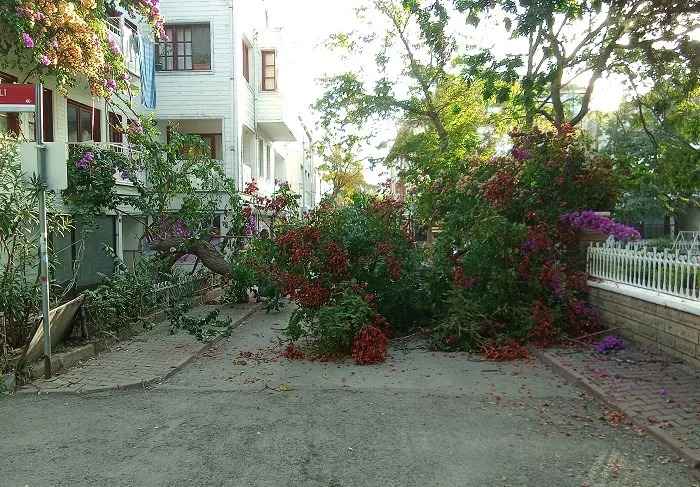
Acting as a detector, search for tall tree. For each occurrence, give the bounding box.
[451,0,700,128]
[315,0,456,151]
[315,135,368,204]
[602,78,700,218]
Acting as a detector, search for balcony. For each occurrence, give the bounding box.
[107,17,141,77]
[256,91,297,142]
[68,141,143,186]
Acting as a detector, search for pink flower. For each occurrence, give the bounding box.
[104,79,117,92]
[22,33,34,48]
[108,37,121,54]
[39,55,51,66]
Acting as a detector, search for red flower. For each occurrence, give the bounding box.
[295,282,330,308]
[482,171,515,209]
[244,180,259,195]
[352,325,389,365]
[281,343,305,360]
[529,300,558,347]
[325,241,349,274]
[452,265,477,289]
[482,340,530,361]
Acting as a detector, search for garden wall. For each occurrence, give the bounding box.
[588,282,700,369]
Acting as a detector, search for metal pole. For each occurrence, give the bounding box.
[35,83,51,378]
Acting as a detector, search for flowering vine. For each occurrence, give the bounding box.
[0,0,166,97]
[560,211,641,241]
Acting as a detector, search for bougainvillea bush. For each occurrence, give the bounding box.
[266,194,432,362]
[0,0,165,97]
[427,127,631,354]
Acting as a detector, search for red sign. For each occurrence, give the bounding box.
[0,84,35,109]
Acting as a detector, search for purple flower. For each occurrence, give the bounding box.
[595,335,625,353]
[108,37,121,54]
[244,215,257,236]
[104,79,117,92]
[560,211,641,241]
[39,55,51,66]
[173,220,191,238]
[511,146,530,161]
[75,151,94,170]
[22,33,34,48]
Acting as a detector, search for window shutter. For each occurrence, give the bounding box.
[7,114,20,135]
[92,107,102,142]
[42,88,53,142]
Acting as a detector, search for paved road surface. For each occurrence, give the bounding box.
[2,308,697,486]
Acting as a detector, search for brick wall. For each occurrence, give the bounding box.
[589,286,700,369]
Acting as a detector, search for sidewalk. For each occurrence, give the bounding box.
[18,304,260,395]
[538,343,700,472]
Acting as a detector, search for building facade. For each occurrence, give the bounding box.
[1,15,149,287]
[1,2,318,288]
[152,0,316,211]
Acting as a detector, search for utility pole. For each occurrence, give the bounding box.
[35,83,52,378]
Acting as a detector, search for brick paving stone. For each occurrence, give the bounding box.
[540,341,700,468]
[19,304,259,395]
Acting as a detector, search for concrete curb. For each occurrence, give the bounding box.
[535,349,700,473]
[17,304,263,396]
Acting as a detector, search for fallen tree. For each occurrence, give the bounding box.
[63,117,247,279]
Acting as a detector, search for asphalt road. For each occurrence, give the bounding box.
[2,308,698,486]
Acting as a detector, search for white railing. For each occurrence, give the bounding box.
[674,231,700,256]
[588,242,700,302]
[69,141,143,185]
[107,17,141,76]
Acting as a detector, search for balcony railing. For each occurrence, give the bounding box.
[68,141,143,185]
[107,17,141,77]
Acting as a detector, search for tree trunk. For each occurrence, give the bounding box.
[151,238,232,278]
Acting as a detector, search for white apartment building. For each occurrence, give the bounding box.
[1,15,150,288]
[2,2,318,287]
[152,0,317,220]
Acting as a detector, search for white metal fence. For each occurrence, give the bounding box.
[588,242,700,302]
[673,231,700,256]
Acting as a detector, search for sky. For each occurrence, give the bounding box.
[265,0,360,124]
[265,0,629,117]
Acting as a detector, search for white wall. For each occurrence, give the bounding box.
[154,0,235,178]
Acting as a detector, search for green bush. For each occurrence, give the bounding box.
[83,255,175,336]
[425,129,620,351]
[260,193,431,356]
[286,288,375,354]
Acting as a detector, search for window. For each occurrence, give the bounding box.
[0,72,20,136]
[42,89,53,142]
[166,128,218,159]
[109,112,123,143]
[192,134,217,159]
[67,100,101,142]
[261,50,276,91]
[242,41,251,82]
[157,24,211,71]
